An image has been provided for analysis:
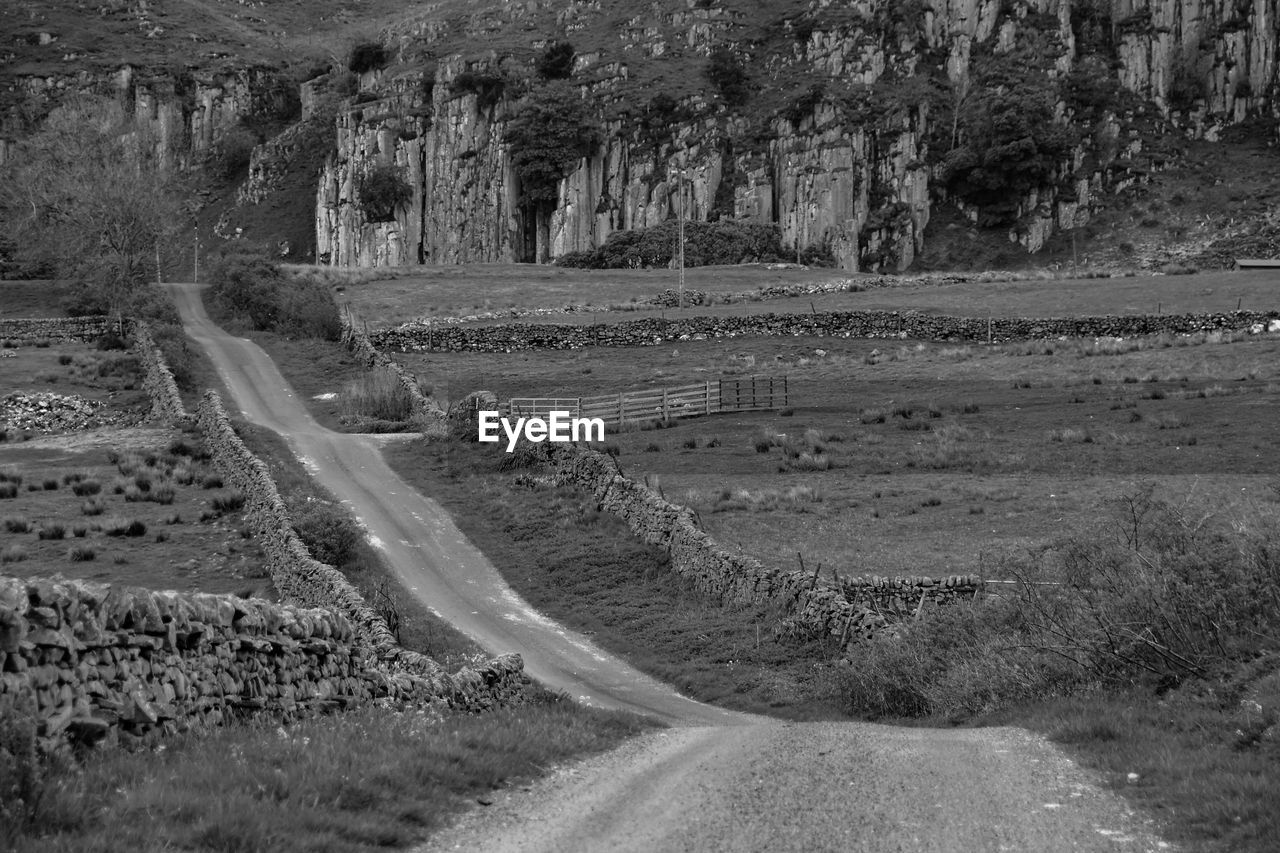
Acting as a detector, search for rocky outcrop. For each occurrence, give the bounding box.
[370,308,1280,353]
[5,65,297,170]
[0,392,120,434]
[313,0,1280,273]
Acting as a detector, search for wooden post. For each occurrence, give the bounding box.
[617,393,624,426]
[704,380,711,415]
[661,387,669,421]
[810,562,822,590]
[783,375,789,408]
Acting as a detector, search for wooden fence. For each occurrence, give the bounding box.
[507,376,788,426]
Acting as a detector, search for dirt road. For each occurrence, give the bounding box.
[168,282,743,726]
[172,283,1169,851]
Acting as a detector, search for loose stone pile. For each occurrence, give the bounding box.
[1,392,120,434]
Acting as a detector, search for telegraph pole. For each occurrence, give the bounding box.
[677,168,685,310]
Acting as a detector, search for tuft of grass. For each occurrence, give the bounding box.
[210,491,246,513]
[71,480,102,497]
[37,524,67,541]
[0,484,17,500]
[1,545,28,563]
[202,475,224,489]
[3,517,32,533]
[68,544,95,562]
[81,499,105,517]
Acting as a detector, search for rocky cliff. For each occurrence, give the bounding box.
[312,0,1280,273]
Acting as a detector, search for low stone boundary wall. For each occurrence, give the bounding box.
[543,443,979,648]
[131,321,190,425]
[0,574,508,749]
[0,316,122,344]
[194,391,524,710]
[372,309,1280,353]
[340,312,446,423]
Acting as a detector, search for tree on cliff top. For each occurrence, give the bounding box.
[506,82,601,203]
[0,97,186,319]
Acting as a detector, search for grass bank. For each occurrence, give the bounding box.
[385,436,850,720]
[5,693,655,853]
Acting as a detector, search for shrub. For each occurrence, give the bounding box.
[341,371,414,423]
[71,524,88,538]
[0,484,16,500]
[3,517,31,533]
[210,492,246,513]
[0,545,27,563]
[81,499,105,516]
[208,125,259,179]
[202,475,224,489]
[451,70,507,110]
[348,42,389,74]
[358,166,413,223]
[292,502,362,566]
[37,524,66,540]
[706,47,750,107]
[148,484,176,505]
[507,82,601,204]
[68,545,95,561]
[556,219,784,269]
[537,40,576,80]
[72,479,102,497]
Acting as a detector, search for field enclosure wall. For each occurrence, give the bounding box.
[543,443,979,650]
[193,391,524,711]
[371,310,1280,353]
[0,575,449,749]
[0,317,119,344]
[339,310,445,423]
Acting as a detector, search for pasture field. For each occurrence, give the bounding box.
[0,281,71,319]
[1,340,149,417]
[333,265,1280,328]
[0,427,271,596]
[404,328,1280,581]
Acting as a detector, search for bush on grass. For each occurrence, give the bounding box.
[291,502,361,566]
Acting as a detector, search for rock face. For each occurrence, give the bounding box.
[313,0,1280,272]
[5,65,297,170]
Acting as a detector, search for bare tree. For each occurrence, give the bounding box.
[0,96,187,320]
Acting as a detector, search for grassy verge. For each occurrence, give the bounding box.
[385,436,850,720]
[6,692,656,853]
[992,690,1280,853]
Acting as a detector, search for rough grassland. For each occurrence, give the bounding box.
[1,342,149,418]
[9,696,655,853]
[337,267,1280,328]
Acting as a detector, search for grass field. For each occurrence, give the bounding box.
[0,281,71,319]
[1,340,149,419]
[335,265,1280,328]
[0,426,271,596]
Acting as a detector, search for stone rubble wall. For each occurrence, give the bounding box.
[371,309,1280,353]
[130,320,189,425]
[541,444,979,648]
[338,311,446,423]
[0,317,120,345]
[193,391,524,711]
[0,574,457,750]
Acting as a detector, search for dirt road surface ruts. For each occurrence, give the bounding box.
[172,283,1170,852]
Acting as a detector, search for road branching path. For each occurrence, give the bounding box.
[171,282,1169,852]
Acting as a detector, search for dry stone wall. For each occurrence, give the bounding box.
[131,320,189,425]
[194,391,523,710]
[0,317,119,345]
[339,312,446,424]
[541,443,978,649]
[0,574,456,750]
[371,309,1280,353]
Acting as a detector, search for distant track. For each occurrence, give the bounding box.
[171,282,1168,851]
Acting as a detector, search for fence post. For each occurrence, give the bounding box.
[661,388,669,421]
[704,380,711,415]
[617,393,624,426]
[783,375,788,407]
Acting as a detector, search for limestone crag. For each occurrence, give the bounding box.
[6,65,297,170]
